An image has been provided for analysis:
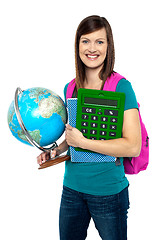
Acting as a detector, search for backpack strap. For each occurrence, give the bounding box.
[66,79,76,99]
[103,72,125,91]
[103,72,125,167]
[66,73,125,98]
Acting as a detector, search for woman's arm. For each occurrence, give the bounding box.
[53,139,69,156]
[65,108,141,157]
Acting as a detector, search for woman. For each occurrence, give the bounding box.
[37,15,141,240]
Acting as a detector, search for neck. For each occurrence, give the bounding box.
[84,67,103,89]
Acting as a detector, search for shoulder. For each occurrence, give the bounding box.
[64,79,75,92]
[116,78,132,91]
[64,78,76,102]
[116,78,138,111]
[64,83,69,94]
[63,83,70,103]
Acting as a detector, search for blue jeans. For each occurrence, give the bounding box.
[59,185,130,240]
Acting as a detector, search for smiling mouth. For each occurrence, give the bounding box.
[86,54,99,60]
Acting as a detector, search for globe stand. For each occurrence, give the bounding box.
[38,155,71,169]
[14,87,70,169]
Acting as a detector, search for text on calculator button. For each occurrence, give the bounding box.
[101,117,108,122]
[100,131,107,136]
[90,136,97,140]
[110,118,118,123]
[90,130,97,135]
[91,123,98,128]
[81,122,88,127]
[82,107,96,114]
[110,125,117,130]
[104,109,118,116]
[81,129,88,134]
[91,116,98,121]
[109,132,116,137]
[82,114,89,120]
[100,124,107,129]
[97,111,102,115]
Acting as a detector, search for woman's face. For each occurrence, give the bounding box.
[79,28,108,70]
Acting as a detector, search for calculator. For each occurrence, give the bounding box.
[75,88,125,152]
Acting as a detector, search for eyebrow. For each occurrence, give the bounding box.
[80,37,106,41]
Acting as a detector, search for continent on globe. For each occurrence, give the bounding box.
[17,129,41,145]
[39,95,66,123]
[8,87,67,148]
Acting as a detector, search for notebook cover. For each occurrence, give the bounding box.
[67,98,116,163]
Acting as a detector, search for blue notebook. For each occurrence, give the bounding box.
[67,98,116,163]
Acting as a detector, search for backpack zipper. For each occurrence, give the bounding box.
[146,136,149,147]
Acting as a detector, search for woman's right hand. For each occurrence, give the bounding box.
[37,148,57,165]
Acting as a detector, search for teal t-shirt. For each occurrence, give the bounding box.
[63,78,138,196]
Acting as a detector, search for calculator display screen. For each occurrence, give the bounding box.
[84,97,118,107]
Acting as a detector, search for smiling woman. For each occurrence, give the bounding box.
[37,15,141,240]
[75,15,115,91]
[79,28,108,70]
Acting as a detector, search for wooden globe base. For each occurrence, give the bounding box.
[38,155,70,169]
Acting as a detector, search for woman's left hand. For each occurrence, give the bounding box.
[65,124,85,148]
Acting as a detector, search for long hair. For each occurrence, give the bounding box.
[75,15,115,92]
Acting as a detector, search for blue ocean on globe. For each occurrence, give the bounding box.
[8,87,67,147]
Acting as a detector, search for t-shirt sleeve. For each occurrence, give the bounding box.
[116,78,138,111]
[64,83,69,104]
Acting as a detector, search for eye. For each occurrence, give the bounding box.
[82,40,88,44]
[97,41,104,45]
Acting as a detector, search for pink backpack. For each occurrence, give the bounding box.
[66,72,149,174]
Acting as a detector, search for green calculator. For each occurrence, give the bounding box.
[75,88,125,151]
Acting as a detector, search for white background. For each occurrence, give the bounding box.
[0,0,159,239]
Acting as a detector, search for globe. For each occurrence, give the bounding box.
[8,87,67,148]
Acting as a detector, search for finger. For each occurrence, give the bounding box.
[50,149,57,158]
[65,124,72,130]
[37,153,43,165]
[46,152,50,161]
[41,152,48,163]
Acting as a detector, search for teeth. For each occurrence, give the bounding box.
[87,55,98,59]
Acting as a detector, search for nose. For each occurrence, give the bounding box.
[88,42,96,53]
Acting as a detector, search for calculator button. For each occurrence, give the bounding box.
[81,129,88,134]
[100,123,107,129]
[91,123,98,128]
[110,125,117,130]
[90,136,97,140]
[82,114,89,120]
[109,132,116,137]
[90,130,97,135]
[99,138,106,140]
[97,112,102,115]
[91,116,98,121]
[101,117,108,122]
[104,109,118,116]
[110,118,118,123]
[82,107,96,114]
[81,122,88,127]
[100,131,107,136]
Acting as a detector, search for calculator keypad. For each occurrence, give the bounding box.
[80,107,119,140]
[76,89,125,152]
